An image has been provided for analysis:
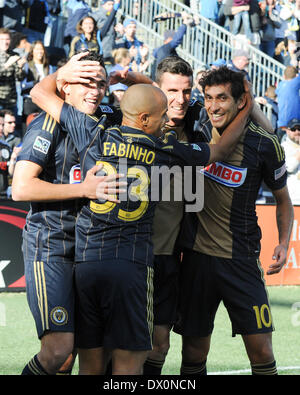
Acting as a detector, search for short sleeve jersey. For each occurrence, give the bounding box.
[17,112,81,264]
[151,100,211,255]
[180,121,287,259]
[59,103,210,266]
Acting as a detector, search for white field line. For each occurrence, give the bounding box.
[208,366,300,375]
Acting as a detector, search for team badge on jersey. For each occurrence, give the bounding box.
[99,105,113,113]
[274,163,286,180]
[50,307,68,326]
[201,162,247,187]
[33,136,51,155]
[69,164,81,184]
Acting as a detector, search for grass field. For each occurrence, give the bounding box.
[1,286,300,375]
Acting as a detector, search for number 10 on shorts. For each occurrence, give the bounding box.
[253,304,272,329]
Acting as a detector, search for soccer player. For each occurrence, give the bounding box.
[124,56,274,375]
[174,66,294,375]
[29,53,253,374]
[12,52,125,375]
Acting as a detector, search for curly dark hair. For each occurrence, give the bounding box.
[200,66,245,102]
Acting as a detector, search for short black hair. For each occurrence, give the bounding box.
[200,66,245,102]
[75,50,107,78]
[155,56,193,85]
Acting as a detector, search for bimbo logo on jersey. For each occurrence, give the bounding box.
[201,162,247,187]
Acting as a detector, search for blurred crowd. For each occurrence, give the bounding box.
[0,0,299,204]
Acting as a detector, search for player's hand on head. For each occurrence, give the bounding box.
[82,164,127,202]
[57,51,102,84]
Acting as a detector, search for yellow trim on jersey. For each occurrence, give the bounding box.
[122,132,156,145]
[42,113,57,134]
[146,267,154,345]
[249,122,284,162]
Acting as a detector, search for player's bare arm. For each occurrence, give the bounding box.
[109,67,154,87]
[12,161,126,202]
[267,186,294,275]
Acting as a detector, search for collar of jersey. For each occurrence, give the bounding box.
[120,125,158,143]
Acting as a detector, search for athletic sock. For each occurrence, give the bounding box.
[180,360,207,375]
[21,354,49,375]
[56,368,72,375]
[143,357,166,375]
[251,360,278,375]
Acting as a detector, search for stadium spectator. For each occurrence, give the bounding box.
[281,118,300,205]
[199,0,221,23]
[275,65,300,129]
[231,0,252,41]
[211,58,227,69]
[227,48,251,80]
[90,0,121,65]
[0,137,11,198]
[223,0,262,46]
[255,84,279,134]
[259,0,281,57]
[108,82,127,108]
[2,110,21,149]
[110,47,133,72]
[9,32,31,58]
[63,0,91,48]
[279,0,299,41]
[0,28,26,117]
[69,16,102,58]
[115,18,149,73]
[0,110,4,138]
[1,0,32,32]
[13,52,124,376]
[174,66,294,376]
[22,0,50,43]
[21,41,55,119]
[275,37,298,67]
[191,67,207,104]
[151,11,191,79]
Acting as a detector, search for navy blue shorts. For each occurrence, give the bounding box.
[74,259,154,351]
[153,254,180,326]
[24,260,75,339]
[174,249,274,337]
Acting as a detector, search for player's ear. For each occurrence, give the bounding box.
[237,93,247,110]
[62,83,71,96]
[140,113,149,126]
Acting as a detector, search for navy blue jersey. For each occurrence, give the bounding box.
[17,112,81,264]
[60,103,210,266]
[18,105,122,264]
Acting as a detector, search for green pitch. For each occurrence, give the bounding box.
[0,286,300,375]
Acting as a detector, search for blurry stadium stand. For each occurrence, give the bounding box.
[83,0,285,121]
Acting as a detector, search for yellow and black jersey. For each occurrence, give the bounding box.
[59,103,210,267]
[18,105,122,264]
[180,121,287,259]
[18,112,80,264]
